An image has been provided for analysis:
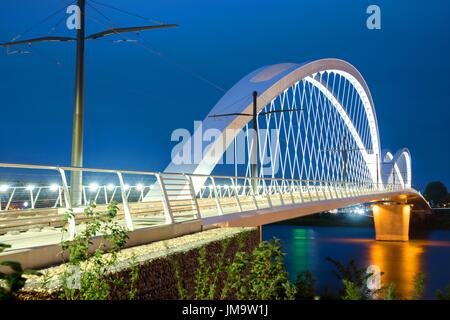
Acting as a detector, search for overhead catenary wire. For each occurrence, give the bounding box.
[84,3,227,93]
[1,1,76,65]
[89,0,165,25]
[2,1,227,93]
[86,1,112,23]
[9,0,76,42]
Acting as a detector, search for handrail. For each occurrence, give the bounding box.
[0,162,401,187]
[0,161,410,241]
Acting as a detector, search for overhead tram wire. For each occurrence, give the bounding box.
[88,0,165,25]
[37,5,77,66]
[85,2,227,93]
[49,2,76,36]
[2,1,76,65]
[8,0,76,42]
[86,1,112,23]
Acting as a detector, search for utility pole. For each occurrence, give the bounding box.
[209,91,301,193]
[251,91,258,192]
[1,2,177,206]
[392,163,396,186]
[342,136,348,183]
[376,152,379,187]
[321,136,373,185]
[71,0,86,206]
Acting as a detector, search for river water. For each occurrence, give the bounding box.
[263,225,450,299]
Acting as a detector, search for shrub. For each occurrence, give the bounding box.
[436,285,450,300]
[59,202,132,300]
[294,271,316,300]
[176,237,296,300]
[0,243,41,300]
[326,257,374,299]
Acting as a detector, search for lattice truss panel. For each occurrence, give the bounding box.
[225,71,376,184]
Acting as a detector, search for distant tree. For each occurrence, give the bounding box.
[444,194,450,207]
[424,181,448,207]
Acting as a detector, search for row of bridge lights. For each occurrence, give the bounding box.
[206,185,244,190]
[0,184,245,192]
[0,183,306,193]
[0,183,154,192]
[0,183,246,204]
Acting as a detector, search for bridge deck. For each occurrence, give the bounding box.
[0,188,428,254]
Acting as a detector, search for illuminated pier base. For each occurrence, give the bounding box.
[372,204,411,242]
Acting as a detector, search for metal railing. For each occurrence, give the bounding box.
[0,162,408,239]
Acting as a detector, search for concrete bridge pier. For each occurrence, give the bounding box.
[372,203,411,241]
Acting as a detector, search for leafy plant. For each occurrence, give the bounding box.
[342,279,364,300]
[193,246,212,299]
[294,271,316,300]
[220,250,250,299]
[0,243,41,300]
[381,282,401,300]
[436,285,450,300]
[243,239,296,300]
[59,202,130,300]
[128,256,140,300]
[326,257,375,300]
[412,272,425,300]
[176,236,296,300]
[174,259,188,300]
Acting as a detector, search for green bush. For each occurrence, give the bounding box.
[294,271,316,300]
[59,202,135,300]
[436,285,450,300]
[326,257,374,299]
[0,243,41,300]
[176,237,296,300]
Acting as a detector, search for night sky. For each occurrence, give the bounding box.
[0,0,449,191]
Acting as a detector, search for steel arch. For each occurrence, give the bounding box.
[165,59,386,191]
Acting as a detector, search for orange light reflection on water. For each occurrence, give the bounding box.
[369,241,423,298]
[320,237,450,298]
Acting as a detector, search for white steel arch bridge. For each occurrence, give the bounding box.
[0,58,431,268]
[165,58,410,191]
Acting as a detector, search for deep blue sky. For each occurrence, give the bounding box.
[1,0,449,191]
